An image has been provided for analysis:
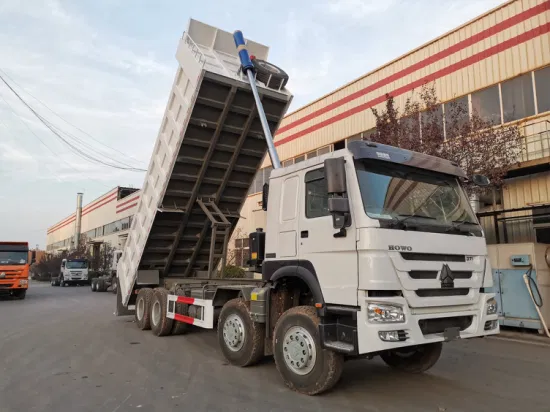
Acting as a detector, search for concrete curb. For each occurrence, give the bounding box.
[488,330,550,347]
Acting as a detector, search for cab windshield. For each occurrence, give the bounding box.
[355,160,478,230]
[0,251,28,265]
[66,260,88,269]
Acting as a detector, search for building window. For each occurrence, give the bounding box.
[535,66,550,114]
[317,145,332,156]
[501,73,535,122]
[306,150,317,159]
[282,159,293,167]
[233,238,249,267]
[400,113,421,139]
[421,104,444,139]
[305,168,330,219]
[294,155,305,163]
[471,85,501,125]
[444,96,469,139]
[333,140,346,151]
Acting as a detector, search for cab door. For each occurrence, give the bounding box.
[298,167,358,305]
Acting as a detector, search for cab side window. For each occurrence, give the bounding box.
[305,168,330,218]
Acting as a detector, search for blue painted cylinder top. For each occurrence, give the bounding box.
[233,30,254,72]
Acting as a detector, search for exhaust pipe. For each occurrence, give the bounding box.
[74,192,83,249]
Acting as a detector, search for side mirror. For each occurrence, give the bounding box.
[324,157,347,194]
[324,158,350,234]
[262,183,269,211]
[472,174,490,187]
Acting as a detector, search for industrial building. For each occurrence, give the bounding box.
[47,0,549,263]
[46,187,141,253]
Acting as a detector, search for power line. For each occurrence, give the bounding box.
[0,73,147,172]
[0,92,112,189]
[0,67,147,167]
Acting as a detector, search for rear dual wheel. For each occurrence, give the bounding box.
[150,288,173,337]
[135,288,154,330]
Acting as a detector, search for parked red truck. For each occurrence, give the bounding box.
[0,242,35,299]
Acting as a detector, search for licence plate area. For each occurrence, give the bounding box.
[418,315,473,337]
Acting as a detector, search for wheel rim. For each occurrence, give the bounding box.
[151,300,161,326]
[137,297,145,321]
[282,326,317,375]
[222,314,245,352]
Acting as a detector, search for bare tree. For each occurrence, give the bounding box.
[369,84,523,193]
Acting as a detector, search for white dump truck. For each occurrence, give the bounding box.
[52,258,89,287]
[115,19,499,395]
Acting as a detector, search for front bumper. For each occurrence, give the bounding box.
[356,292,499,354]
[0,279,29,291]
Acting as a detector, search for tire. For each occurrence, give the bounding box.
[252,59,289,89]
[171,302,191,335]
[60,278,65,287]
[91,279,97,292]
[217,298,264,367]
[273,306,344,396]
[380,342,442,373]
[12,289,26,300]
[150,288,173,337]
[96,278,105,292]
[135,288,154,330]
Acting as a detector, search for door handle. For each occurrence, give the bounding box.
[300,230,309,238]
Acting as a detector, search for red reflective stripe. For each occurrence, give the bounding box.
[275,23,550,147]
[276,0,550,136]
[47,214,76,233]
[174,313,195,324]
[117,195,140,208]
[176,296,195,305]
[116,203,138,214]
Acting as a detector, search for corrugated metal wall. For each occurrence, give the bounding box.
[261,0,550,168]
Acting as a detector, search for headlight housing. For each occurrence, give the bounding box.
[19,279,28,285]
[486,297,498,315]
[367,303,405,323]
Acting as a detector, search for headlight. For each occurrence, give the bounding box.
[486,297,498,315]
[19,279,28,285]
[367,303,405,323]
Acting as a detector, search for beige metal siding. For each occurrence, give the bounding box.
[273,0,549,162]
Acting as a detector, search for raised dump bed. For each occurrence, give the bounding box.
[118,19,293,305]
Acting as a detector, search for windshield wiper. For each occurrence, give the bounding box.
[444,218,477,234]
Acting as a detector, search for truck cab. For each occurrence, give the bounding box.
[57,258,89,287]
[0,242,33,299]
[262,140,498,356]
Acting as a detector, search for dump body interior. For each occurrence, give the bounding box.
[117,19,292,304]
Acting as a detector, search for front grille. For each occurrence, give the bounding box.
[419,316,473,335]
[415,288,469,297]
[409,270,472,280]
[401,252,465,262]
[409,271,438,279]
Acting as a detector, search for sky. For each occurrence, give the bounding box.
[0,0,504,248]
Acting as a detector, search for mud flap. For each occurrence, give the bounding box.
[115,277,135,316]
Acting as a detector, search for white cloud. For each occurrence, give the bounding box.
[325,0,396,19]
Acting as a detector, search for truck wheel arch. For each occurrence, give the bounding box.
[269,264,325,307]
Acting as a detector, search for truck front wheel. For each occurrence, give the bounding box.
[380,342,442,373]
[135,288,154,330]
[218,298,264,367]
[12,289,26,300]
[273,306,344,395]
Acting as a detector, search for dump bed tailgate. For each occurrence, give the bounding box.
[118,19,292,305]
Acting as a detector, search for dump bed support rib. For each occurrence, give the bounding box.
[162,86,238,276]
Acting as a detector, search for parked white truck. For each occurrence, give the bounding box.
[51,258,89,286]
[115,19,499,395]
